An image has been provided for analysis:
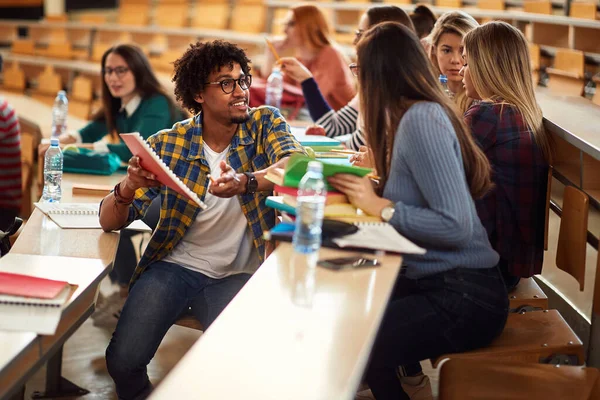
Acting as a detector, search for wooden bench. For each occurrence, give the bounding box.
[547,48,586,96]
[438,359,600,399]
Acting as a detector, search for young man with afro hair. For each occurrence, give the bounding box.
[100,40,304,400]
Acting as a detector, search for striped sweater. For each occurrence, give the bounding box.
[0,97,21,211]
[301,78,366,151]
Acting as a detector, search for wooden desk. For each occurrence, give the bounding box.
[151,243,402,400]
[10,172,124,264]
[0,254,110,400]
[0,90,87,138]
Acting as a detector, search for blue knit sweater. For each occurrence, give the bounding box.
[384,102,499,278]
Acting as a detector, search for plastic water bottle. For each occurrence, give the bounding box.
[42,138,63,203]
[293,161,326,255]
[439,74,453,99]
[265,66,284,109]
[51,90,68,139]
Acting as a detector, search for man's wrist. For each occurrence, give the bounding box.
[239,173,249,195]
[120,180,136,198]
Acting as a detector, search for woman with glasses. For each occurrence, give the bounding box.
[279,6,415,151]
[58,44,182,327]
[59,44,181,162]
[328,22,508,399]
[257,4,355,112]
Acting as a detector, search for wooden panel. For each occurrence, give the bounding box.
[594,77,600,106]
[573,27,600,53]
[438,360,600,400]
[436,0,462,6]
[547,72,585,96]
[34,65,62,96]
[570,2,598,19]
[231,4,266,33]
[550,133,581,185]
[555,48,586,76]
[37,42,73,59]
[78,14,108,24]
[191,3,230,29]
[556,186,589,291]
[524,0,553,14]
[432,310,584,367]
[1,62,25,93]
[478,0,505,9]
[154,4,188,27]
[582,152,600,191]
[0,25,17,45]
[509,278,548,310]
[529,23,569,48]
[11,39,36,56]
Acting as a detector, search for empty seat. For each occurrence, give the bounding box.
[569,2,598,19]
[524,0,553,14]
[1,62,26,93]
[547,48,586,96]
[191,2,230,30]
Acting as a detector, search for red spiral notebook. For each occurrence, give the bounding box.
[0,271,69,300]
[120,132,207,209]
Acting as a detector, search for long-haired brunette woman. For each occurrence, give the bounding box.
[461,21,551,290]
[328,22,508,400]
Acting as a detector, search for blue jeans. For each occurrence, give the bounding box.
[366,266,508,400]
[105,260,251,400]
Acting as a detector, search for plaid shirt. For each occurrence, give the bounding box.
[465,102,548,278]
[122,106,304,285]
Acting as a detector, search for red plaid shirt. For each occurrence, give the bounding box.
[465,102,548,278]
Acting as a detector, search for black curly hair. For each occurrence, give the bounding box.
[172,40,251,115]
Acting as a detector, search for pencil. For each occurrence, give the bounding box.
[264,38,281,62]
[329,149,357,155]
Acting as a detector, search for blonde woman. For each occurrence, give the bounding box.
[461,21,551,290]
[427,11,478,113]
[257,4,355,111]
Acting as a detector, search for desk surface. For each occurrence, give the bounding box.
[0,90,88,138]
[10,172,124,263]
[0,254,110,399]
[151,243,402,400]
[535,87,600,161]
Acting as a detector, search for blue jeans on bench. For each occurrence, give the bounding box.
[366,266,509,400]
[105,260,251,400]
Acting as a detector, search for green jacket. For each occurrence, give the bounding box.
[79,94,179,162]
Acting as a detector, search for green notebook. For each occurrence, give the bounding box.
[282,153,372,190]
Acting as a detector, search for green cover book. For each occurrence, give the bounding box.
[282,153,372,190]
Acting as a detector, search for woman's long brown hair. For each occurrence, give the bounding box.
[357,22,492,199]
[93,44,177,141]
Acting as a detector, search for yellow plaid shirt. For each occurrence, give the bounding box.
[123,106,304,285]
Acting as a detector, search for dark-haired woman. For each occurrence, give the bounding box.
[60,44,181,162]
[328,22,508,400]
[60,45,181,317]
[279,5,415,151]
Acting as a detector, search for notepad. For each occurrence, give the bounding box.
[34,202,101,229]
[0,272,74,335]
[120,132,207,209]
[332,222,426,255]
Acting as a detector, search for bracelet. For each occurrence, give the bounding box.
[114,182,135,205]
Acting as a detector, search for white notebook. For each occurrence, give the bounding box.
[0,285,72,335]
[34,202,151,231]
[332,222,426,255]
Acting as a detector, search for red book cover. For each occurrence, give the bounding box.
[120,133,207,209]
[0,272,68,299]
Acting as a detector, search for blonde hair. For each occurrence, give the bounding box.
[463,22,550,161]
[358,22,493,199]
[291,4,333,51]
[427,11,479,113]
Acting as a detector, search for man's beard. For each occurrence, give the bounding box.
[231,114,250,124]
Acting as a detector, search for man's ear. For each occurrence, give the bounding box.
[194,92,204,105]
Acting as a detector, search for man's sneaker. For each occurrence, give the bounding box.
[400,373,433,400]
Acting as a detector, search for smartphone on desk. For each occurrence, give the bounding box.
[317,256,380,271]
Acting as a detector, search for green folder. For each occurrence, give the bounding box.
[283,153,372,190]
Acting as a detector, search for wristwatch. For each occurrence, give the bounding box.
[244,172,258,194]
[380,203,395,222]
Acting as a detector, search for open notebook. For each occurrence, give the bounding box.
[34,202,151,231]
[332,222,426,255]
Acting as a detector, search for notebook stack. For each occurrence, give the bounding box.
[265,154,380,223]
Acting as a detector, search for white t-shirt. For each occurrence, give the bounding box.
[163,143,259,278]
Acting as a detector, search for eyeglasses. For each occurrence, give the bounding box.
[103,66,130,78]
[354,29,364,42]
[349,63,359,77]
[205,75,252,94]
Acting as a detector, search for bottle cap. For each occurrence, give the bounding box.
[307,161,323,173]
[50,138,60,146]
[439,74,448,83]
[58,90,67,96]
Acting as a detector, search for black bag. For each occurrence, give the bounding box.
[0,217,23,257]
